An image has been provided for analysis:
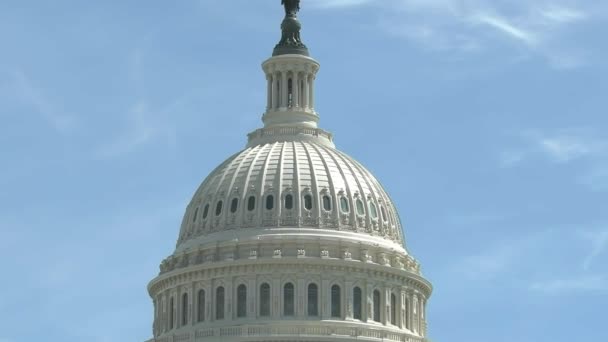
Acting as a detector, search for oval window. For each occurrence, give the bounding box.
[356,199,365,215]
[266,195,274,210]
[340,197,349,213]
[369,202,378,219]
[193,207,199,222]
[231,198,239,213]
[202,204,210,219]
[285,194,294,210]
[303,194,313,210]
[215,201,223,216]
[247,196,256,211]
[322,195,331,211]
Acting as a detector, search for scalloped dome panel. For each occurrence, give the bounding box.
[177,141,405,248]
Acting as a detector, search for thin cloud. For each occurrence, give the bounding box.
[473,13,537,46]
[11,70,75,133]
[96,101,176,159]
[581,229,608,270]
[308,0,373,8]
[312,0,594,68]
[539,137,595,162]
[530,275,608,294]
[540,6,587,23]
[501,131,608,166]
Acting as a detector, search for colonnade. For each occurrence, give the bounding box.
[153,278,427,338]
[266,70,315,111]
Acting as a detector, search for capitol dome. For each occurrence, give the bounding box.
[176,140,406,252]
[145,3,432,342]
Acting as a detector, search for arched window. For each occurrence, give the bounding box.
[340,197,349,213]
[169,297,175,330]
[356,199,365,215]
[373,290,381,322]
[260,283,271,317]
[181,293,188,326]
[353,287,362,320]
[390,293,397,325]
[369,202,378,219]
[216,287,225,320]
[331,285,341,318]
[202,204,210,219]
[303,194,313,210]
[381,206,388,222]
[237,284,247,318]
[284,283,295,316]
[192,208,199,222]
[247,196,256,211]
[285,194,294,210]
[197,290,205,322]
[307,283,318,316]
[215,201,223,216]
[231,198,239,213]
[322,195,332,211]
[266,195,274,210]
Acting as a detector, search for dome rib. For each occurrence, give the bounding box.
[177,141,407,250]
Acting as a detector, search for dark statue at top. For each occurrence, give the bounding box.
[274,0,309,56]
[282,0,300,17]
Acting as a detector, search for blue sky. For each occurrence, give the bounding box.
[0,1,606,341]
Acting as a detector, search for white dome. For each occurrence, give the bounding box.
[145,6,432,341]
[176,140,406,252]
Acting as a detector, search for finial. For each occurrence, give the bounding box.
[273,0,309,56]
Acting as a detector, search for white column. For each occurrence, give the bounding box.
[345,281,353,320]
[293,72,299,108]
[309,75,315,110]
[407,291,413,331]
[384,286,390,325]
[281,71,288,109]
[272,73,279,110]
[266,74,272,111]
[248,278,256,317]
[303,74,310,109]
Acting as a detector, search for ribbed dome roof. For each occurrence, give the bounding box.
[176,140,406,251]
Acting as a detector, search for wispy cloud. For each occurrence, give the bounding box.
[472,13,537,46]
[308,0,373,9]
[10,70,75,133]
[95,101,176,159]
[539,137,597,162]
[312,0,595,68]
[581,229,608,270]
[501,131,608,167]
[456,231,549,280]
[530,275,608,294]
[540,6,587,23]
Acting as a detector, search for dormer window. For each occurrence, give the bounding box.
[340,197,349,213]
[202,204,210,219]
[322,195,331,211]
[215,201,223,216]
[247,196,256,211]
[266,195,274,210]
[303,194,313,210]
[356,199,365,216]
[230,198,239,213]
[285,194,294,210]
[369,202,378,219]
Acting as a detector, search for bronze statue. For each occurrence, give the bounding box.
[282,0,300,17]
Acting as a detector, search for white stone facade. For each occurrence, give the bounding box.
[145,10,432,342]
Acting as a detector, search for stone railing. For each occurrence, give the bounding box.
[247,126,333,146]
[150,323,427,342]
